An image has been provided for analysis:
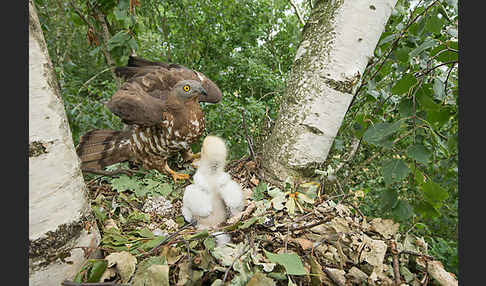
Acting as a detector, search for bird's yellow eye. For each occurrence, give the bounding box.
[183,85,191,92]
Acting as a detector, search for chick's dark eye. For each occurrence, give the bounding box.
[183,85,191,92]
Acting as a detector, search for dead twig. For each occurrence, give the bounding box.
[289,217,332,232]
[390,241,402,285]
[82,168,134,177]
[443,61,457,99]
[61,281,129,286]
[241,108,256,162]
[399,250,435,260]
[222,243,250,285]
[181,237,193,283]
[284,223,290,252]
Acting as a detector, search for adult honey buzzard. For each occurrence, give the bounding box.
[76,57,222,182]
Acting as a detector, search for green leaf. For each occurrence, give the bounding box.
[110,175,142,193]
[264,250,307,275]
[380,189,398,210]
[87,259,108,282]
[433,78,445,100]
[392,74,417,95]
[188,229,209,240]
[414,201,441,219]
[363,121,402,147]
[421,180,449,204]
[414,170,426,185]
[394,47,410,63]
[437,50,458,63]
[107,31,131,50]
[382,159,411,186]
[406,144,431,164]
[427,108,451,127]
[416,85,439,110]
[398,99,413,117]
[409,38,437,58]
[138,236,165,252]
[425,14,444,34]
[252,182,267,201]
[204,237,216,250]
[351,114,370,138]
[392,200,414,221]
[137,227,156,238]
[239,217,258,229]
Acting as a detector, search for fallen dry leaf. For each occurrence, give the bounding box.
[369,218,400,239]
[105,251,137,283]
[293,237,314,250]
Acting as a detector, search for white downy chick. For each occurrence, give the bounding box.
[182,136,244,246]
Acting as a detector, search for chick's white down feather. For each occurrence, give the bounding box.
[182,136,244,245]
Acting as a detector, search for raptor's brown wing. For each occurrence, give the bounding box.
[115,56,222,103]
[106,79,181,127]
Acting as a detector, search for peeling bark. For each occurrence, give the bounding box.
[29,1,100,284]
[262,0,398,181]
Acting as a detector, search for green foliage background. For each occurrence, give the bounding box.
[35,0,458,276]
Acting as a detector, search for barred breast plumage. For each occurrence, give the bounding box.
[77,76,213,182]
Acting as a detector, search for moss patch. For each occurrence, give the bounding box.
[29,213,94,268]
[29,141,49,157]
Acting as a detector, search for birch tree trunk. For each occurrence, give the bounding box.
[262,0,398,181]
[29,1,100,284]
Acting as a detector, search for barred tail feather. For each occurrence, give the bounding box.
[76,129,132,170]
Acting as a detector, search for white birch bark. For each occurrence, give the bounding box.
[29,1,100,284]
[262,0,398,181]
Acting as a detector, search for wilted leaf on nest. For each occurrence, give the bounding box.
[250,252,276,272]
[133,264,170,286]
[211,243,241,266]
[99,267,117,282]
[132,256,167,285]
[268,188,287,210]
[293,238,314,250]
[369,218,400,239]
[360,237,387,267]
[104,218,119,231]
[246,272,276,286]
[347,266,369,284]
[297,192,315,204]
[400,265,417,283]
[285,197,296,214]
[264,250,307,275]
[105,251,137,283]
[325,268,347,286]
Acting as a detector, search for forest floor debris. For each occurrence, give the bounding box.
[68,156,457,286]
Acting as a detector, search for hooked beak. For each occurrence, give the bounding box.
[199,87,208,98]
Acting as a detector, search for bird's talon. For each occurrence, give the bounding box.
[171,172,190,183]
